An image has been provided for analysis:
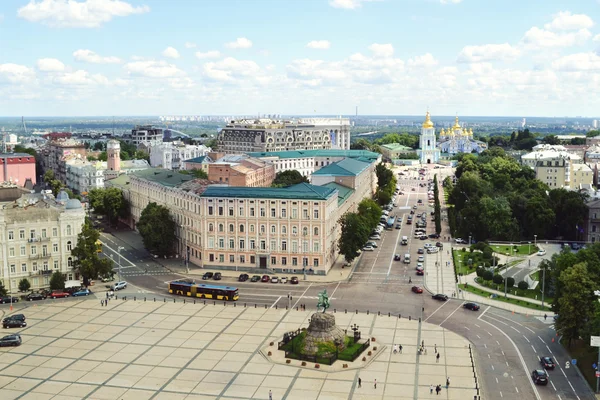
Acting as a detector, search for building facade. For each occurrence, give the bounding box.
[0,153,36,187]
[208,155,275,187]
[416,112,441,164]
[522,145,582,169]
[217,118,351,154]
[149,141,211,170]
[437,116,487,156]
[66,159,105,194]
[124,125,164,147]
[0,192,85,293]
[41,139,87,183]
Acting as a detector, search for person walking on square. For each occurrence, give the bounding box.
[269,389,272,400]
[374,378,377,389]
[101,299,104,306]
[430,384,433,394]
[434,344,437,354]
[399,344,403,354]
[106,292,109,299]
[358,377,362,388]
[436,352,440,363]
[436,385,441,395]
[393,344,398,354]
[424,346,428,355]
[446,377,450,388]
[422,340,425,347]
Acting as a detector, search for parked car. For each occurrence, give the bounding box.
[540,356,555,370]
[271,276,279,283]
[238,274,249,282]
[26,292,46,301]
[455,238,466,244]
[250,275,261,282]
[537,249,546,256]
[50,291,70,299]
[362,245,375,251]
[3,318,26,329]
[280,277,288,284]
[0,334,21,347]
[369,234,381,240]
[366,241,378,248]
[436,242,443,248]
[112,281,127,291]
[202,272,214,280]
[420,235,427,240]
[411,286,423,294]
[418,255,424,262]
[394,254,401,261]
[463,302,480,311]
[416,270,424,276]
[416,264,424,271]
[432,294,448,301]
[417,248,424,254]
[3,314,25,323]
[395,224,402,229]
[0,296,19,304]
[212,272,222,280]
[261,275,270,282]
[429,233,440,239]
[72,289,91,297]
[531,369,549,385]
[290,276,299,284]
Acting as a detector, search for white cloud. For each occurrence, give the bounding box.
[0,64,36,83]
[306,40,331,50]
[203,57,262,82]
[594,34,600,42]
[195,51,221,59]
[368,43,394,58]
[457,43,520,63]
[225,37,252,49]
[408,53,439,68]
[36,58,65,72]
[329,0,375,9]
[544,11,593,31]
[522,27,591,48]
[162,46,180,59]
[440,0,462,4]
[17,0,150,28]
[73,49,121,64]
[552,52,600,71]
[184,42,197,49]
[55,70,110,85]
[124,60,184,78]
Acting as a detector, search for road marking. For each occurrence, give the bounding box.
[491,364,494,370]
[478,314,542,400]
[515,387,519,393]
[497,341,501,345]
[291,283,313,309]
[501,350,505,356]
[484,344,487,349]
[506,361,509,367]
[439,301,464,326]
[269,296,281,309]
[496,377,498,383]
[531,344,537,354]
[499,391,503,398]
[464,327,470,330]
[486,330,493,336]
[523,335,530,343]
[538,336,546,344]
[330,282,341,300]
[477,335,481,339]
[510,326,520,333]
[525,326,535,334]
[424,298,451,322]
[474,323,481,328]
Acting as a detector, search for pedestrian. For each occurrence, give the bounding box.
[436,385,441,395]
[101,299,104,306]
[358,377,361,388]
[544,314,547,320]
[436,353,440,363]
[399,344,403,354]
[446,377,450,388]
[374,379,377,389]
[424,347,428,355]
[106,292,109,299]
[393,344,398,354]
[434,344,437,354]
[430,384,433,394]
[269,389,272,400]
[106,298,109,305]
[422,340,425,347]
[409,277,412,284]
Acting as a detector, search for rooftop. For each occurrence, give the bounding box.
[0,153,36,159]
[321,182,355,206]
[247,149,380,160]
[380,143,414,151]
[200,182,336,201]
[184,155,209,164]
[312,158,370,177]
[130,168,194,187]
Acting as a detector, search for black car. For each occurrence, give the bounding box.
[540,356,555,369]
[0,334,21,347]
[213,272,222,280]
[417,248,424,254]
[26,292,46,301]
[395,224,401,229]
[238,274,249,282]
[250,275,261,282]
[432,294,448,301]
[394,254,401,261]
[0,296,19,304]
[463,302,480,311]
[429,233,440,239]
[202,272,214,280]
[3,314,25,323]
[290,276,299,284]
[531,369,548,385]
[3,318,26,329]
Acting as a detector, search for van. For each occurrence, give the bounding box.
[403,254,411,264]
[112,281,128,291]
[401,236,408,245]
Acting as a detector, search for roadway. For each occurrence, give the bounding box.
[89,164,595,400]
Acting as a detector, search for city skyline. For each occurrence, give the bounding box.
[1,0,600,117]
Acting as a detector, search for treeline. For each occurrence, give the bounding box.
[447,148,587,242]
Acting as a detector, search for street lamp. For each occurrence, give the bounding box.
[505,244,513,298]
[541,263,546,308]
[534,235,537,247]
[117,246,124,279]
[528,241,531,254]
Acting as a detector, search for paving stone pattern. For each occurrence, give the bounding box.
[0,299,477,399]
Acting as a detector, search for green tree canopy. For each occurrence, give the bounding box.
[88,188,129,225]
[71,221,113,286]
[271,170,309,187]
[357,199,382,230]
[18,278,31,292]
[338,212,370,263]
[49,271,66,291]
[0,280,7,297]
[137,202,177,256]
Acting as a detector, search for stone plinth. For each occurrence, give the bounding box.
[304,313,346,355]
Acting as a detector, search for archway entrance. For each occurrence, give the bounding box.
[427,159,431,164]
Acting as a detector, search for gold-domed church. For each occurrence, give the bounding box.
[416,111,441,164]
[437,115,487,155]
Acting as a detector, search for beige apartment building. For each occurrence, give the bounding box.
[535,158,593,189]
[40,139,87,183]
[0,191,85,293]
[208,155,275,187]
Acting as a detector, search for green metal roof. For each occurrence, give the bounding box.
[321,182,355,206]
[184,155,208,164]
[200,182,336,200]
[130,168,194,187]
[381,143,415,151]
[104,174,130,189]
[246,149,380,160]
[312,158,370,177]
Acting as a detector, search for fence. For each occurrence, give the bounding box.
[468,344,481,400]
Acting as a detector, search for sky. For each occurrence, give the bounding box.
[1,0,600,117]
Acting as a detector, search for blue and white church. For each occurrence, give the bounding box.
[416,111,441,164]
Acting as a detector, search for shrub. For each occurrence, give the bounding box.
[482,270,494,282]
[506,277,515,288]
[492,274,504,285]
[286,359,291,364]
[518,281,529,290]
[301,361,306,366]
[476,267,484,277]
[18,278,31,292]
[462,248,467,252]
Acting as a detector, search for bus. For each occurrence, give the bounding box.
[386,216,396,229]
[95,240,102,253]
[168,279,239,301]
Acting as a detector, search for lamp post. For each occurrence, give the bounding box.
[303,232,307,281]
[541,263,546,308]
[505,244,513,298]
[534,234,537,247]
[117,246,124,280]
[528,241,531,254]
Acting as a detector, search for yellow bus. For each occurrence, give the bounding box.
[168,280,239,301]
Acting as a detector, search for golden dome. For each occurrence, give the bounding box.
[452,115,461,130]
[422,111,434,128]
[440,128,446,136]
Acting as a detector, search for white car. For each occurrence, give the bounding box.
[423,243,433,248]
[369,234,381,240]
[418,255,425,262]
[416,264,424,271]
[362,245,375,251]
[280,277,288,284]
[537,249,546,256]
[455,238,466,244]
[427,247,439,254]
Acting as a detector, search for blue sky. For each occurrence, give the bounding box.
[1,0,600,117]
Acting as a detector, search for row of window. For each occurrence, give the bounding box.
[8,259,62,273]
[7,226,73,240]
[207,253,319,267]
[208,223,319,236]
[206,238,320,252]
[208,206,319,219]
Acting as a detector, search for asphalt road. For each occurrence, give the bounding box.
[53,164,594,400]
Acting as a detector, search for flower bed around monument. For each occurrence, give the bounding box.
[280,331,370,365]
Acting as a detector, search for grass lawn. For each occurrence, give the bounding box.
[475,278,553,304]
[459,283,552,311]
[280,331,367,364]
[567,340,597,389]
[453,250,493,275]
[492,243,538,256]
[530,270,540,281]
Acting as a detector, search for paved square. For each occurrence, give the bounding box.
[0,299,478,399]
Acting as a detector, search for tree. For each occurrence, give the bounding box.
[517,281,529,290]
[190,168,208,179]
[357,199,382,231]
[0,280,7,297]
[71,221,114,286]
[44,170,63,195]
[134,150,150,162]
[137,202,177,256]
[493,274,504,285]
[49,271,66,291]
[98,151,108,161]
[555,262,597,346]
[272,170,309,187]
[482,270,494,282]
[92,141,104,151]
[88,188,129,226]
[476,266,484,277]
[505,276,515,288]
[18,278,31,292]
[338,212,370,263]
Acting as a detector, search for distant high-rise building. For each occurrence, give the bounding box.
[522,118,527,128]
[593,119,598,129]
[125,125,163,147]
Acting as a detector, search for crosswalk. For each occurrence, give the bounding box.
[119,270,175,277]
